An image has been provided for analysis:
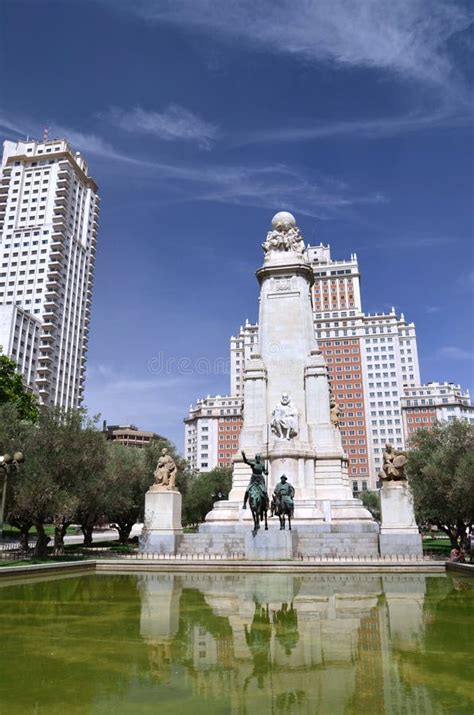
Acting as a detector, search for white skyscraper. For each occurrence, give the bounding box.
[0,137,99,408]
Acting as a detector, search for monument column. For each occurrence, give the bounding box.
[203,211,375,530]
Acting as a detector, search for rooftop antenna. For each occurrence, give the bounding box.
[43,126,49,142]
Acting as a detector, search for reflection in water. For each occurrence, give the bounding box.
[136,572,473,714]
[0,571,472,714]
[273,603,299,657]
[244,602,271,690]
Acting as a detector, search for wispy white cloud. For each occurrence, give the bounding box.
[0,114,26,135]
[187,163,385,218]
[0,113,154,167]
[436,346,473,360]
[102,0,473,86]
[0,111,383,217]
[104,104,219,149]
[239,107,472,145]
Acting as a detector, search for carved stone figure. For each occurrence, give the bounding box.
[330,398,340,428]
[154,448,178,490]
[271,393,299,440]
[262,211,305,255]
[378,443,407,482]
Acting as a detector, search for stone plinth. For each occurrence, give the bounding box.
[379,483,422,556]
[139,488,183,554]
[244,528,296,559]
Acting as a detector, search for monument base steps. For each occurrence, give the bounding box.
[167,525,381,559]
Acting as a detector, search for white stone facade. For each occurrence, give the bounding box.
[0,138,99,408]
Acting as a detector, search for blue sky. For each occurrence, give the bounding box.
[1,0,473,450]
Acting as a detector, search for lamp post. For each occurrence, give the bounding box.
[0,452,24,540]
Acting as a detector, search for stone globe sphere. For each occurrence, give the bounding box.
[271,211,296,230]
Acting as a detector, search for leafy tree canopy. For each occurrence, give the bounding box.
[0,350,38,421]
[182,467,232,527]
[360,490,381,522]
[406,420,474,547]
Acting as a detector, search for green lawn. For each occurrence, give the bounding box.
[422,536,452,556]
[0,555,93,567]
[3,524,79,538]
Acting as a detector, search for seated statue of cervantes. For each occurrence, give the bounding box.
[271,393,298,440]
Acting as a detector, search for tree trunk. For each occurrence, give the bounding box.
[437,523,459,548]
[81,524,94,548]
[118,522,133,544]
[53,520,70,556]
[34,523,50,558]
[19,527,31,553]
[53,526,64,556]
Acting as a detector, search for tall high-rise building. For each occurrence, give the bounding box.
[0,138,99,408]
[308,243,420,488]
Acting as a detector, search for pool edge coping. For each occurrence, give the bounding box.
[0,558,450,578]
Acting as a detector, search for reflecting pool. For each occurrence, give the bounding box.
[0,571,472,714]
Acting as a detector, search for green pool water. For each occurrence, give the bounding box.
[0,570,472,715]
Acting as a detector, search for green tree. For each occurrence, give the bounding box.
[360,490,381,522]
[7,406,106,556]
[182,467,232,527]
[106,443,151,543]
[73,423,108,547]
[406,420,474,548]
[0,350,38,421]
[0,404,35,550]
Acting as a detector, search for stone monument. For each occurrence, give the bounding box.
[140,448,183,553]
[201,211,375,552]
[378,444,423,556]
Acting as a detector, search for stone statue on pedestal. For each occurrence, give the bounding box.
[378,444,407,483]
[154,448,178,490]
[271,393,298,440]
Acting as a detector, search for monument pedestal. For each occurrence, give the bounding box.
[244,528,296,559]
[139,488,182,554]
[379,483,422,556]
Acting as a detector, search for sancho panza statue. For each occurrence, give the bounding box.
[271,392,298,440]
[154,448,178,490]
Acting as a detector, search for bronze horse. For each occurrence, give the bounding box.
[247,484,269,534]
[271,494,293,531]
